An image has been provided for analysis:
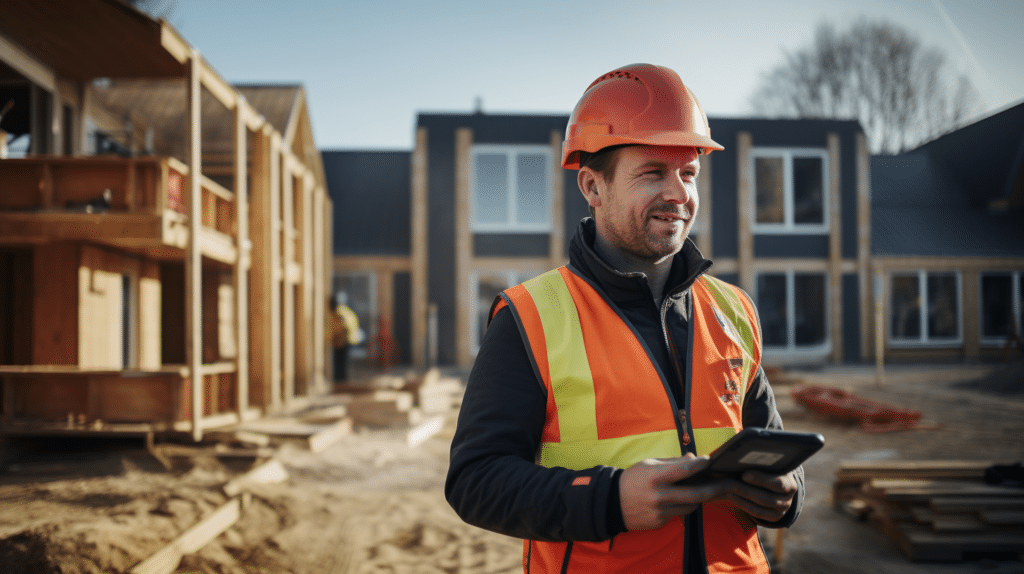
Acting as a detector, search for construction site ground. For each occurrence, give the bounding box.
[1,361,1023,574]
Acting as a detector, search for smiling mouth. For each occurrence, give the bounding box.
[651,213,685,223]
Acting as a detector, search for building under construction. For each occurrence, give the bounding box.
[0,0,332,440]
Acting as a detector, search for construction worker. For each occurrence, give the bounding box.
[329,292,361,382]
[446,64,803,573]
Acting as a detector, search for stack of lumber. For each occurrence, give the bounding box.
[833,460,1024,561]
[401,368,465,415]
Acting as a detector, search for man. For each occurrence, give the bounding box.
[329,292,361,382]
[446,64,803,573]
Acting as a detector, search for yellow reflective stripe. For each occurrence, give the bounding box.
[692,427,739,457]
[540,430,682,470]
[701,276,755,359]
[700,277,756,400]
[522,270,598,443]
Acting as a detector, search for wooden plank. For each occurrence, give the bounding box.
[931,497,1024,513]
[827,132,843,363]
[407,415,445,448]
[549,129,565,267]
[735,131,753,293]
[308,417,353,453]
[129,497,241,574]
[223,460,288,497]
[234,105,250,420]
[980,510,1024,525]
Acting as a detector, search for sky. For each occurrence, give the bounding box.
[163,0,1024,151]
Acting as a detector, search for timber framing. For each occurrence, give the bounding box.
[0,1,331,440]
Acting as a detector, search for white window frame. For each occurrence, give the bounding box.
[889,270,963,347]
[750,147,830,234]
[469,269,537,355]
[469,144,553,233]
[978,271,1023,346]
[332,271,376,359]
[755,270,832,363]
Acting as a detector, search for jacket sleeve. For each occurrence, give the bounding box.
[741,365,805,528]
[445,305,622,542]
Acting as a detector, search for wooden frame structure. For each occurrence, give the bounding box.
[0,0,331,440]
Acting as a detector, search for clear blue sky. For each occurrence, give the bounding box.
[165,0,1024,150]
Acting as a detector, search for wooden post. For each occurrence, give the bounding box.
[827,133,843,363]
[549,129,565,267]
[312,186,325,393]
[736,132,754,293]
[186,51,203,441]
[411,127,429,369]
[234,100,249,419]
[696,152,713,259]
[269,131,282,410]
[875,271,886,387]
[856,133,872,362]
[454,128,472,367]
[282,159,295,403]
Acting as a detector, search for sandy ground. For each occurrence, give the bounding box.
[1,361,1023,573]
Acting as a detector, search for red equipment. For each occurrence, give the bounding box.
[791,385,923,433]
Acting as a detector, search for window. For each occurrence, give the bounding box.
[756,271,828,352]
[980,272,1023,344]
[890,271,961,345]
[332,272,375,358]
[471,145,551,232]
[470,270,537,354]
[751,148,828,233]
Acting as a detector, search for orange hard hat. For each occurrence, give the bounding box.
[561,63,724,169]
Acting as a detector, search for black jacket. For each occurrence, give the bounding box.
[446,218,803,544]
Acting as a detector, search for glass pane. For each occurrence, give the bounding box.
[477,274,511,345]
[755,157,784,224]
[757,274,788,346]
[794,274,826,346]
[927,273,959,339]
[792,157,824,224]
[474,153,509,226]
[891,274,920,339]
[516,153,548,226]
[980,274,1013,339]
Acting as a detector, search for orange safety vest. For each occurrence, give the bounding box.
[497,266,769,574]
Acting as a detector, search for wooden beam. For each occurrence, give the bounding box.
[0,32,56,92]
[549,129,565,267]
[334,255,412,273]
[198,59,237,112]
[411,127,429,368]
[857,132,873,362]
[455,128,472,367]
[269,130,282,410]
[186,51,203,441]
[129,497,241,574]
[696,151,713,259]
[281,163,296,403]
[736,131,754,293]
[234,105,250,420]
[828,133,843,363]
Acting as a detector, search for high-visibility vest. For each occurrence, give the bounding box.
[497,266,769,574]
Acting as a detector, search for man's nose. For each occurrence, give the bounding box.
[662,172,691,204]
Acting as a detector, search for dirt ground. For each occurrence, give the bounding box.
[1,361,1023,574]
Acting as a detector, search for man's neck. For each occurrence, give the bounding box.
[592,232,674,306]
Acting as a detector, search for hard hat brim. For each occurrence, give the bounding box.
[562,131,724,170]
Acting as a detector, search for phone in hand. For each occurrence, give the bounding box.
[677,427,824,485]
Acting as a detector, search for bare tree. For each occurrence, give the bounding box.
[749,19,979,154]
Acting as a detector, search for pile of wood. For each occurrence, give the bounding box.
[335,368,464,429]
[833,460,1024,561]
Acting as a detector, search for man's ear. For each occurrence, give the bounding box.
[578,167,602,210]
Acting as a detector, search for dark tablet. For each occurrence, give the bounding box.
[678,427,824,484]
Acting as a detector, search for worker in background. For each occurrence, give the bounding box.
[329,292,361,383]
[446,64,803,573]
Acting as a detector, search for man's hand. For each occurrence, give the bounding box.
[723,469,799,524]
[619,457,800,531]
[619,455,721,531]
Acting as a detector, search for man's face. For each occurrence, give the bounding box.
[586,145,700,262]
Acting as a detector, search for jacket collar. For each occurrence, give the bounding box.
[567,218,713,307]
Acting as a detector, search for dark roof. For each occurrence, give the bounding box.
[871,101,1024,258]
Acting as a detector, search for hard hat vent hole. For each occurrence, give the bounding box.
[589,70,646,91]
